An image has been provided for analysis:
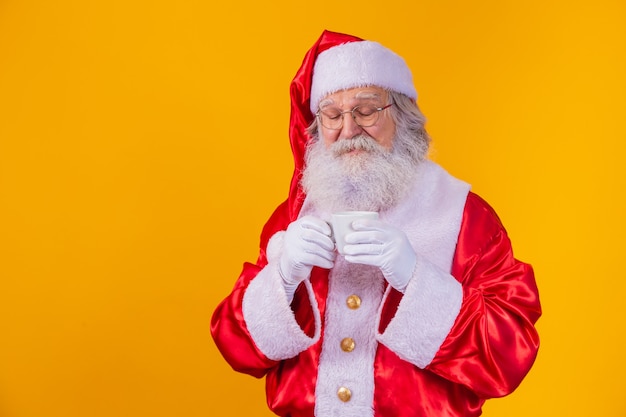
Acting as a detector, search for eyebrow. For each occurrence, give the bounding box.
[318,98,334,108]
[318,91,384,109]
[354,91,383,101]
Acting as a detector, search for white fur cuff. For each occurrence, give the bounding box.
[376,256,462,368]
[241,234,322,361]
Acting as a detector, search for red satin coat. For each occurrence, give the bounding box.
[211,191,541,417]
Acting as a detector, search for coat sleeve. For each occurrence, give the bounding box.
[210,200,321,377]
[210,201,290,378]
[210,261,278,378]
[428,192,541,397]
[377,192,541,398]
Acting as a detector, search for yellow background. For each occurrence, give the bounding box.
[1,0,625,416]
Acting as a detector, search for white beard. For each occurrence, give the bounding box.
[301,133,422,213]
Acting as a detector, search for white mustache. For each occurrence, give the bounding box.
[330,136,383,157]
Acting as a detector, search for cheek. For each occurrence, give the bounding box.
[375,123,396,149]
[321,128,340,147]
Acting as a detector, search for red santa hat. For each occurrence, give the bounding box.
[285,30,417,220]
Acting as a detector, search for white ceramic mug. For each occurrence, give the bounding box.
[331,211,379,255]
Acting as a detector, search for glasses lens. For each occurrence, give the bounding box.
[319,109,343,129]
[353,105,379,127]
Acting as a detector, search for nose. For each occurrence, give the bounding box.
[339,112,364,139]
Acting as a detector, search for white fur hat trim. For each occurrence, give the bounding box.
[310,40,417,113]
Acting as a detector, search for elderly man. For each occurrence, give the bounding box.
[211,30,541,417]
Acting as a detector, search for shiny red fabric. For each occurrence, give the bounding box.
[211,192,541,417]
[371,193,541,416]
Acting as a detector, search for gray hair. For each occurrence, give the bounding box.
[306,90,431,161]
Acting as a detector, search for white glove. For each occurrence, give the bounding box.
[279,216,336,300]
[343,219,417,292]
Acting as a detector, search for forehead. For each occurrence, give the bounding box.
[318,86,387,108]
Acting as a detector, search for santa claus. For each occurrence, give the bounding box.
[211,30,541,417]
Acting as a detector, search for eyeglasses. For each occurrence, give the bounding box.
[316,103,394,130]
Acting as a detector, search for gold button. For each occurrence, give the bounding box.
[340,337,355,352]
[337,386,352,402]
[346,295,361,309]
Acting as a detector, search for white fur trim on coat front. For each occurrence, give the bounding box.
[242,232,322,361]
[313,260,384,417]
